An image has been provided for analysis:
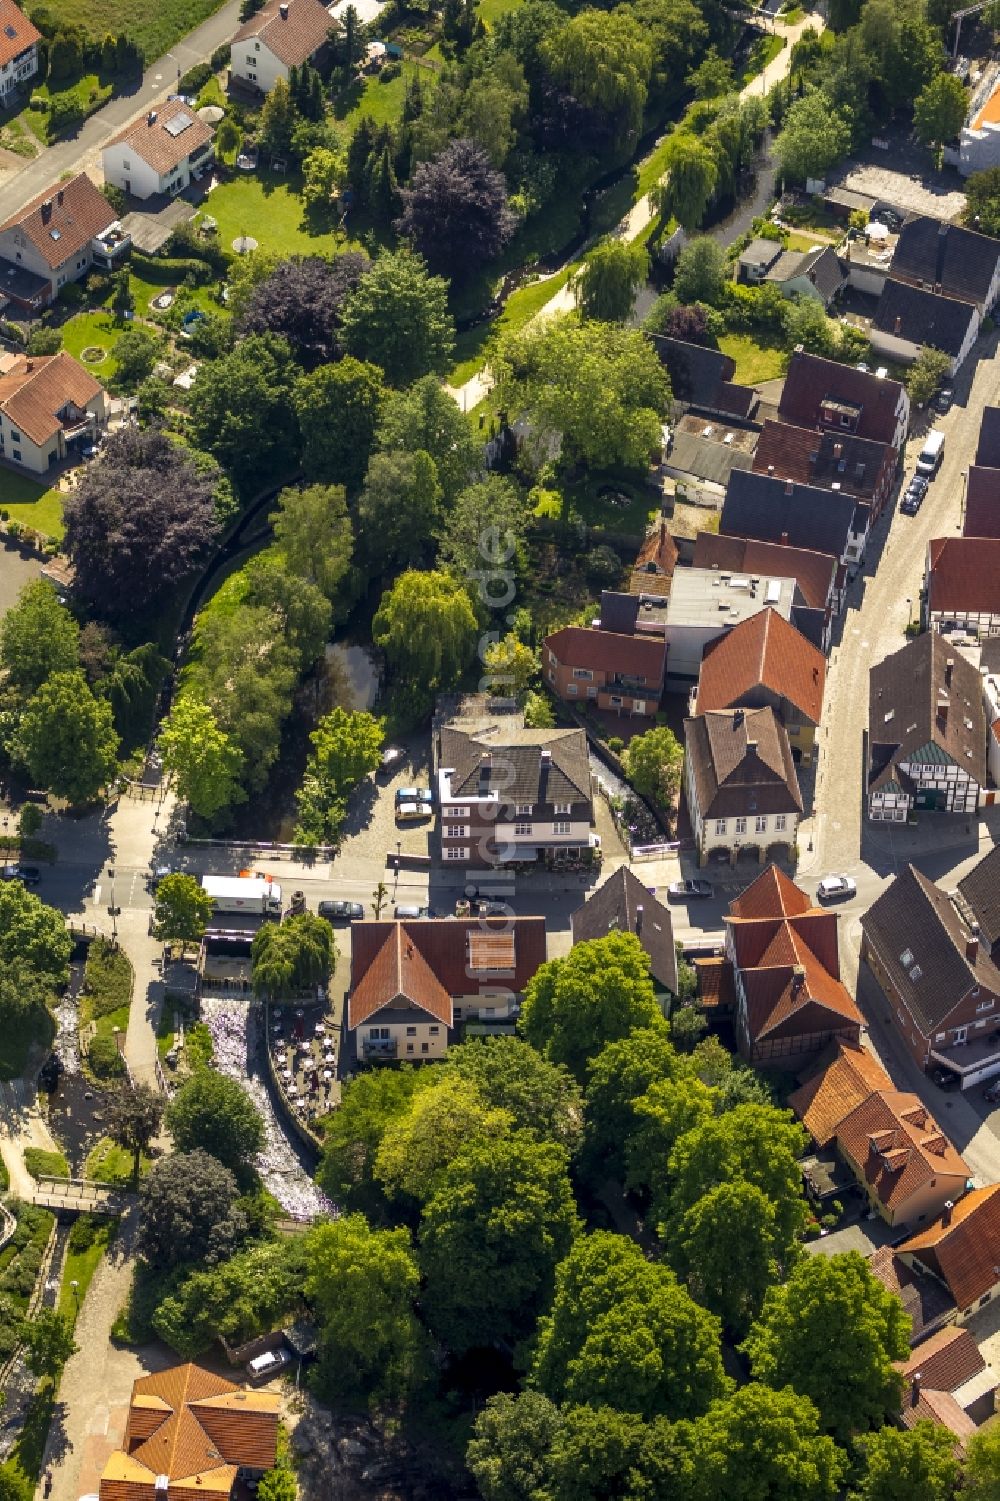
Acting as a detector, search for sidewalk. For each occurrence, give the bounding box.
[0,0,242,219]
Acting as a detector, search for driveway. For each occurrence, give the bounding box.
[0,541,41,618]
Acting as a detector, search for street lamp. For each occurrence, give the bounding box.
[906,597,913,626]
[70,1278,79,1312]
[107,865,121,946]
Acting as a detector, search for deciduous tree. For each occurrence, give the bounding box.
[670,1179,788,1335]
[543,9,653,142]
[270,483,354,604]
[531,1230,729,1418]
[574,238,650,322]
[187,334,299,487]
[437,474,529,577]
[695,1385,844,1501]
[655,134,719,230]
[467,1391,563,1501]
[741,1251,910,1440]
[775,92,852,184]
[22,1309,77,1379]
[914,71,967,152]
[626,724,683,808]
[375,1074,513,1203]
[294,708,384,844]
[396,138,515,279]
[482,632,537,700]
[63,428,220,615]
[139,1149,248,1269]
[14,670,119,805]
[0,580,79,695]
[105,1082,165,1183]
[852,1420,959,1501]
[375,374,479,503]
[251,912,335,999]
[166,1072,265,1173]
[520,933,663,1082]
[356,450,443,569]
[340,249,455,385]
[0,883,71,987]
[373,569,478,695]
[153,873,215,945]
[672,236,727,305]
[905,345,951,407]
[444,1036,583,1151]
[293,357,385,490]
[964,1425,1000,1501]
[581,1023,680,1181]
[316,1067,428,1217]
[159,695,246,820]
[420,1131,579,1352]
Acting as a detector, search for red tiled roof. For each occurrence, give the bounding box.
[0,172,114,270]
[778,349,907,446]
[695,608,826,726]
[901,1387,977,1446]
[964,466,1000,539]
[899,1184,1000,1310]
[753,417,891,501]
[836,1090,970,1214]
[104,98,214,177]
[897,1325,986,1393]
[692,530,837,611]
[927,536,1000,615]
[544,626,667,682]
[788,1040,894,1146]
[694,956,736,1010]
[633,520,679,581]
[232,0,334,66]
[348,918,547,1030]
[0,351,102,445]
[729,864,812,920]
[0,0,39,71]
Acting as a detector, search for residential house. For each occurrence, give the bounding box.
[778,348,910,452]
[683,707,803,867]
[891,214,1000,314]
[871,280,980,374]
[789,1041,971,1229]
[0,352,108,474]
[662,568,799,686]
[867,631,987,821]
[722,468,870,577]
[895,1328,997,1446]
[720,865,863,1063]
[764,245,844,306]
[955,72,1000,174]
[977,406,1000,467]
[981,642,1000,789]
[692,530,840,651]
[348,917,547,1060]
[738,236,783,283]
[230,0,335,94]
[752,417,897,521]
[543,626,666,717]
[897,1186,1000,1322]
[926,536,1000,635]
[868,1243,958,1345]
[435,717,595,869]
[0,174,129,311]
[571,866,678,994]
[628,519,678,595]
[661,413,757,498]
[956,846,1000,955]
[0,0,39,106]
[963,466,1000,538]
[860,862,1000,1086]
[598,589,669,639]
[650,334,757,421]
[694,606,827,765]
[98,1363,280,1501]
[102,99,215,201]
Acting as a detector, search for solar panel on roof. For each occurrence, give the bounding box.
[164,112,193,136]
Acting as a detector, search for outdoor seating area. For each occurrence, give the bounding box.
[267,1004,338,1126]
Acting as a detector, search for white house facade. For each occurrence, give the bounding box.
[102,101,215,201]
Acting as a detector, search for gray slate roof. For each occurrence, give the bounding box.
[684,707,803,822]
[891,215,1000,309]
[571,866,678,993]
[868,630,987,793]
[721,469,859,560]
[957,847,1000,949]
[440,725,592,807]
[874,279,978,359]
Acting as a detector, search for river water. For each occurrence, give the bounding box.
[200,996,334,1220]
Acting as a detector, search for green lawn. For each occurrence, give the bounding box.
[204,171,337,259]
[448,264,576,385]
[58,1215,118,1323]
[0,469,64,542]
[718,332,787,384]
[59,309,120,382]
[477,0,524,24]
[39,0,231,66]
[739,33,785,85]
[785,229,836,250]
[333,62,422,132]
[564,471,661,537]
[86,1138,149,1187]
[23,1147,70,1180]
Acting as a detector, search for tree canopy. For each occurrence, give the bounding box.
[0,581,79,695]
[14,670,119,804]
[236,251,369,365]
[396,137,515,278]
[0,881,71,987]
[166,1071,265,1174]
[372,569,479,697]
[340,249,455,385]
[251,913,335,999]
[293,356,385,491]
[138,1149,248,1269]
[153,873,215,945]
[159,695,246,821]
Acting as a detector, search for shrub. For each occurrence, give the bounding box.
[88,1033,126,1079]
[23,1147,69,1180]
[68,1215,99,1253]
[83,938,133,1019]
[179,61,213,94]
[607,736,625,754]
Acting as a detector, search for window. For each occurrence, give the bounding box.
[515,823,532,836]
[406,1026,416,1036]
[444,825,469,839]
[553,821,571,835]
[553,802,572,815]
[421,1043,429,1053]
[445,846,470,861]
[715,820,727,836]
[567,683,578,695]
[9,430,19,442]
[979,999,995,1013]
[775,814,786,832]
[122,159,130,170]
[429,1026,439,1035]
[254,39,260,47]
[516,804,531,815]
[11,450,20,462]
[445,806,470,818]
[406,1044,414,1053]
[900,948,914,967]
[246,53,256,63]
[370,1027,389,1040]
[935,1032,946,1042]
[755,815,767,833]
[572,667,593,680]
[910,965,923,982]
[735,817,747,835]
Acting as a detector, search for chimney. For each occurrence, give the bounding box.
[24,359,32,373]
[780,531,789,546]
[911,1373,922,1406]
[745,737,759,754]
[57,188,63,206]
[635,903,643,936]
[541,748,552,764]
[791,964,806,995]
[894,316,902,334]
[480,752,492,767]
[784,480,794,496]
[156,1479,169,1500]
[767,464,774,474]
[945,656,954,686]
[147,110,157,125]
[733,708,744,730]
[833,442,843,458]
[279,1,289,13]
[41,198,52,222]
[967,924,980,965]
[942,1199,954,1225]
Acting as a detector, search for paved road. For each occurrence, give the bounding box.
[448,9,826,409]
[0,0,242,220]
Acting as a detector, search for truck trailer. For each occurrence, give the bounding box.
[201,874,282,916]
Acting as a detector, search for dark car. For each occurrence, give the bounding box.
[318,899,364,922]
[0,863,39,886]
[476,899,511,916]
[933,387,954,414]
[929,1065,960,1091]
[667,879,713,901]
[900,493,922,516]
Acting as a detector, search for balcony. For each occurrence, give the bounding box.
[930,1030,1000,1088]
[363,1037,398,1059]
[608,674,650,695]
[91,223,131,268]
[62,414,96,442]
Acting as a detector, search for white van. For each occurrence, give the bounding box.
[247,1349,288,1381]
[916,428,945,476]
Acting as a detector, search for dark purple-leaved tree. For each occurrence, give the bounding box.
[396,139,515,281]
[63,428,221,619]
[237,252,370,366]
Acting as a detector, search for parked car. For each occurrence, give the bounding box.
[933,386,954,414]
[246,1348,289,1382]
[476,899,510,916]
[394,904,435,919]
[380,745,405,773]
[900,492,923,516]
[985,1078,1000,1105]
[318,899,364,922]
[906,475,928,499]
[396,801,432,823]
[816,874,857,903]
[929,1065,960,1091]
[395,786,433,807]
[667,879,713,900]
[0,863,39,886]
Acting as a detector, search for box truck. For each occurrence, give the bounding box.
[915,428,945,476]
[202,875,282,916]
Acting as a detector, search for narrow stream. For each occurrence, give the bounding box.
[200,997,334,1220]
[44,957,108,1175]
